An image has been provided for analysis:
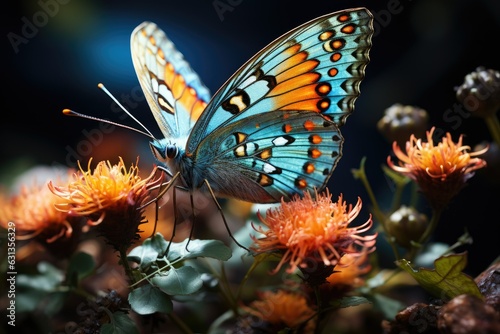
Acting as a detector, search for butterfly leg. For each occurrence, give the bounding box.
[139,168,179,209]
[163,183,193,255]
[202,179,250,252]
[169,184,196,251]
[183,190,196,251]
[137,169,181,255]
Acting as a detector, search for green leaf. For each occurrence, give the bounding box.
[16,290,48,312]
[207,309,238,334]
[351,156,367,180]
[42,291,68,316]
[17,262,64,291]
[396,252,483,300]
[330,296,371,308]
[129,284,173,315]
[152,266,203,295]
[371,293,407,319]
[128,233,168,269]
[67,252,95,284]
[148,233,170,254]
[100,311,139,334]
[381,164,411,186]
[15,288,68,314]
[167,239,232,261]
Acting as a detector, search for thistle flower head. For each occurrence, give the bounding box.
[0,167,75,243]
[49,157,161,250]
[251,189,377,277]
[326,245,372,288]
[240,289,316,333]
[387,127,487,210]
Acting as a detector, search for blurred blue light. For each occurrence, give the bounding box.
[79,19,138,89]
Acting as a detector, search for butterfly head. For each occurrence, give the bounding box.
[149,139,179,162]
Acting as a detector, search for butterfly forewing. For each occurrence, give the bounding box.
[186,7,373,154]
[131,22,211,139]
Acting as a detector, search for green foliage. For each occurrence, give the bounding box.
[129,284,173,315]
[127,233,232,315]
[330,296,371,308]
[397,252,483,300]
[66,252,95,287]
[100,311,140,334]
[14,253,96,317]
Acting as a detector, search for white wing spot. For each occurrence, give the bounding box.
[272,136,292,146]
[263,163,277,174]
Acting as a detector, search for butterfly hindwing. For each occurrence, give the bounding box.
[187,7,373,154]
[195,110,343,202]
[131,22,211,139]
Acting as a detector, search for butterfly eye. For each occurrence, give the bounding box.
[166,146,178,159]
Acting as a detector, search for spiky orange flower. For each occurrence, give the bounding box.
[326,246,372,287]
[0,182,72,243]
[251,190,377,274]
[49,157,161,250]
[387,127,487,209]
[242,289,316,332]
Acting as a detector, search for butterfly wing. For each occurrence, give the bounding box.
[130,21,211,139]
[187,7,373,154]
[186,8,373,201]
[196,110,343,203]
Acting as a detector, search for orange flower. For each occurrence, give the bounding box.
[387,127,488,209]
[0,167,76,243]
[242,289,316,332]
[251,190,377,275]
[326,246,372,287]
[49,157,161,250]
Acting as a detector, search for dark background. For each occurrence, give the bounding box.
[2,0,499,276]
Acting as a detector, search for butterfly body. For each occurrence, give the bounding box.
[131,8,374,204]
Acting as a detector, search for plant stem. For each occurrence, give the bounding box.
[484,114,500,148]
[218,262,239,315]
[408,208,442,261]
[353,159,385,229]
[168,313,194,334]
[353,159,401,259]
[390,179,405,213]
[118,248,135,285]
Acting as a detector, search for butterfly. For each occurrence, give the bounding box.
[130,7,373,207]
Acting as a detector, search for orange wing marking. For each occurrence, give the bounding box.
[273,84,324,111]
[330,53,342,62]
[319,30,335,41]
[295,178,308,189]
[308,148,322,158]
[337,13,352,22]
[258,148,272,160]
[303,162,315,174]
[303,120,315,131]
[282,124,293,133]
[309,134,322,144]
[258,174,273,187]
[341,24,356,34]
[328,68,339,77]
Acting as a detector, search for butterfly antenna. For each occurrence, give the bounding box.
[62,109,154,139]
[97,83,155,138]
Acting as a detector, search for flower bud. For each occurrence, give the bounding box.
[455,67,500,118]
[377,103,429,148]
[386,206,429,249]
